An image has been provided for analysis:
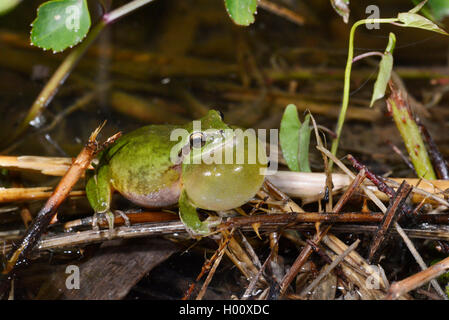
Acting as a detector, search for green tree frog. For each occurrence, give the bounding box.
[86,110,267,236]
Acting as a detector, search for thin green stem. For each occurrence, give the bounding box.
[352,51,383,63]
[3,20,106,149]
[328,18,398,170]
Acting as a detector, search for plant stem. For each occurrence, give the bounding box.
[352,51,383,63]
[2,0,156,149]
[3,21,106,149]
[103,0,155,23]
[387,90,436,179]
[328,18,398,170]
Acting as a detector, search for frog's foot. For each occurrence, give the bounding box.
[179,189,222,237]
[198,215,222,235]
[91,211,118,237]
[184,214,222,238]
[105,211,115,232]
[91,212,101,231]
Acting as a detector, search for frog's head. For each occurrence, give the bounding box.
[180,110,268,212]
[197,109,228,130]
[178,110,233,165]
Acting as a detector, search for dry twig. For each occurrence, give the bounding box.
[385,255,449,300]
[0,123,120,298]
[299,239,360,298]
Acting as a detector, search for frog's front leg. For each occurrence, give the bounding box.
[85,164,116,231]
[178,189,221,237]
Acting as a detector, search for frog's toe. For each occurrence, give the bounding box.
[114,210,130,227]
[91,212,100,231]
[187,215,222,238]
[179,189,222,237]
[105,211,116,231]
[91,211,117,236]
[204,215,221,228]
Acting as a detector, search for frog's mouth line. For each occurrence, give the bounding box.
[179,127,268,167]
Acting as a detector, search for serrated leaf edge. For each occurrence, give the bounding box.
[30,0,91,53]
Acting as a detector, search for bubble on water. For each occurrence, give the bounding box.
[29,114,46,128]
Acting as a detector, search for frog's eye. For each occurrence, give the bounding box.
[218,110,224,120]
[189,132,206,149]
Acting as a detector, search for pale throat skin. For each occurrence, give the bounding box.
[85,110,267,236]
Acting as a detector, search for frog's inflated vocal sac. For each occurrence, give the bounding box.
[86,110,267,236]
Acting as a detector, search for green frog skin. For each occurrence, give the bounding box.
[86,110,267,236]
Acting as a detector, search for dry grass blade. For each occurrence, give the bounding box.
[279,168,366,295]
[385,255,449,300]
[241,234,280,300]
[322,235,392,300]
[258,0,305,25]
[323,235,388,290]
[267,171,351,204]
[0,156,75,176]
[2,221,186,253]
[195,244,227,300]
[3,220,449,256]
[394,222,447,299]
[0,123,119,298]
[2,155,449,206]
[270,171,449,207]
[311,224,449,241]
[224,234,265,287]
[319,147,446,299]
[386,178,449,208]
[368,181,412,262]
[299,239,360,298]
[195,230,234,300]
[0,187,85,203]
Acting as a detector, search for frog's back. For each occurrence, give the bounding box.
[103,124,183,208]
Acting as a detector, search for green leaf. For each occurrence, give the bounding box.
[280,104,312,172]
[0,0,21,15]
[370,33,396,107]
[397,12,448,35]
[427,0,449,21]
[298,114,311,172]
[280,104,301,172]
[330,0,350,23]
[384,32,396,54]
[412,0,449,21]
[30,0,91,53]
[224,0,258,26]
